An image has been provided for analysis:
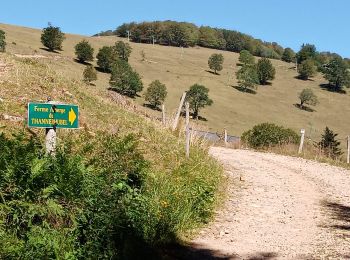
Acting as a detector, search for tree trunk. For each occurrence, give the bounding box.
[193,110,198,120]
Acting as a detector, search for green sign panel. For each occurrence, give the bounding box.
[28,102,79,129]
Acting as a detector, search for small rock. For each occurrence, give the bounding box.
[219,231,225,236]
[0,97,3,102]
[2,114,24,122]
[224,230,229,234]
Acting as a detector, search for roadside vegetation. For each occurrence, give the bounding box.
[0,53,223,259]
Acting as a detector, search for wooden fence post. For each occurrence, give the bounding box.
[185,102,190,158]
[162,104,166,126]
[347,135,350,164]
[298,129,305,154]
[224,129,228,146]
[172,92,187,131]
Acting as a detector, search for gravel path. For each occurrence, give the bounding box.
[191,147,350,259]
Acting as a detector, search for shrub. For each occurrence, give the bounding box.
[83,65,97,84]
[96,46,118,72]
[298,88,318,109]
[0,30,6,52]
[242,123,299,148]
[256,58,275,85]
[74,40,94,63]
[318,127,342,158]
[109,59,143,97]
[40,24,65,52]
[236,64,259,91]
[115,41,132,62]
[144,80,167,108]
[322,57,350,91]
[298,59,316,80]
[0,129,223,259]
[238,50,254,65]
[281,48,295,63]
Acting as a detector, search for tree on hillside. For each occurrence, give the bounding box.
[238,50,255,65]
[256,58,275,85]
[186,84,213,119]
[115,41,132,62]
[0,30,6,52]
[298,88,318,110]
[83,65,97,85]
[96,46,118,72]
[318,127,342,158]
[322,57,350,91]
[281,48,295,63]
[41,23,65,52]
[298,59,316,80]
[109,59,143,97]
[144,80,167,109]
[75,40,94,63]
[236,64,259,91]
[208,53,224,74]
[296,44,317,64]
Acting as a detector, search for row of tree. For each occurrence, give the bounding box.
[95,21,285,60]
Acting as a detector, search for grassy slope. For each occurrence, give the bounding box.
[1,23,350,143]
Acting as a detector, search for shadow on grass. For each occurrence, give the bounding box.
[180,111,208,121]
[259,82,273,86]
[143,103,162,111]
[39,47,60,54]
[74,58,92,65]
[293,104,315,112]
[107,87,138,99]
[205,70,219,75]
[231,85,257,95]
[294,76,315,81]
[319,84,347,94]
[95,66,110,74]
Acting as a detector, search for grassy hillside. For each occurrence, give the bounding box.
[1,23,350,143]
[0,23,226,258]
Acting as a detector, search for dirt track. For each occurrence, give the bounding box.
[191,147,350,259]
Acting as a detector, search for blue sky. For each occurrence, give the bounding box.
[1,0,349,57]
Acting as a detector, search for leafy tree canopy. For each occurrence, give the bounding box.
[208,53,224,74]
[41,23,65,52]
[298,88,318,109]
[75,40,94,63]
[109,59,143,97]
[256,58,275,85]
[322,57,350,91]
[115,41,132,62]
[186,84,213,119]
[236,64,259,91]
[281,48,295,63]
[96,46,118,72]
[144,80,167,108]
[297,44,317,64]
[298,59,317,80]
[239,50,255,65]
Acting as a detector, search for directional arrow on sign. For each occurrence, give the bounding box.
[68,108,77,125]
